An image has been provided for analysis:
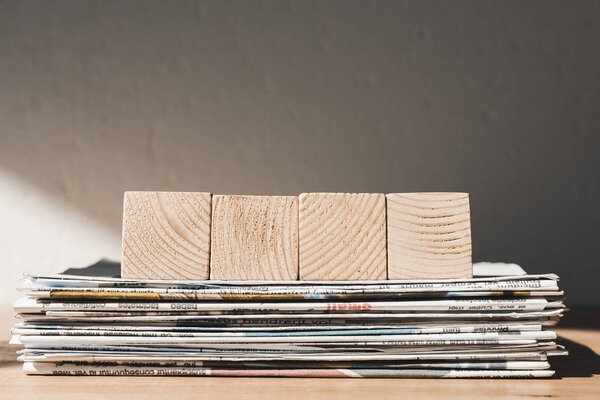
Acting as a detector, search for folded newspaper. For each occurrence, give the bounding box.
[10,262,567,378]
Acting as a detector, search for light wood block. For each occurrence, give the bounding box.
[210,195,298,280]
[386,192,472,279]
[299,193,387,280]
[121,191,212,280]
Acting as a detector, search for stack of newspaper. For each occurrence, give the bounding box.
[11,263,567,378]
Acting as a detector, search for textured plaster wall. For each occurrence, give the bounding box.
[0,1,599,306]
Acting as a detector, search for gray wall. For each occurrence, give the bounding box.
[1,1,599,306]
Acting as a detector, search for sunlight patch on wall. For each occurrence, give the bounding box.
[0,170,121,305]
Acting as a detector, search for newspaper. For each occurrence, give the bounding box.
[14,297,563,314]
[10,265,568,378]
[17,358,552,369]
[21,273,561,301]
[11,322,544,336]
[15,330,556,345]
[21,359,552,369]
[15,342,559,355]
[22,361,555,378]
[18,350,557,362]
[18,309,565,324]
[23,288,564,301]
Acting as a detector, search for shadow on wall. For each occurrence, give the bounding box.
[0,1,599,306]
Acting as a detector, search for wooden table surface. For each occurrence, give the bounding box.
[2,307,599,400]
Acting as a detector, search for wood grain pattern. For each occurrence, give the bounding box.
[121,191,212,280]
[299,193,386,280]
[386,192,472,279]
[210,195,298,280]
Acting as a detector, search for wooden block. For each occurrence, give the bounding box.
[210,195,298,280]
[386,192,472,279]
[299,193,387,280]
[121,191,212,280]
